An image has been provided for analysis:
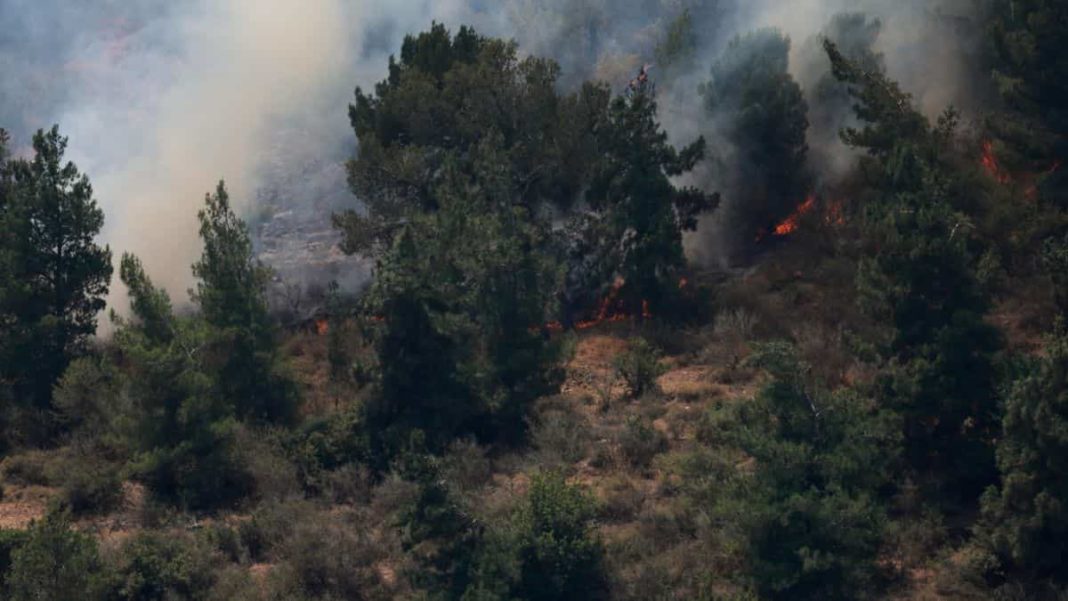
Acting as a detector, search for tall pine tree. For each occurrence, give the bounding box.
[191,181,298,424]
[826,41,1003,505]
[0,126,112,442]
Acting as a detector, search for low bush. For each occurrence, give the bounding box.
[234,426,300,504]
[110,531,216,601]
[55,457,123,516]
[516,471,607,600]
[618,416,668,469]
[6,512,111,601]
[531,408,592,467]
[0,529,28,594]
[600,476,647,522]
[1,450,58,487]
[266,510,401,600]
[615,338,666,398]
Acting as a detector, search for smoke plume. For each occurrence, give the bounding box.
[0,0,994,304]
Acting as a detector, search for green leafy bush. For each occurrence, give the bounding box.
[980,327,1068,582]
[516,471,607,600]
[709,343,899,600]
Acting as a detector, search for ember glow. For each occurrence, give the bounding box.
[315,318,329,336]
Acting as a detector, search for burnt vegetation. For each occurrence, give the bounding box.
[2,2,1068,599]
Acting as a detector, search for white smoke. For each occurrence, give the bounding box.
[1,0,992,302]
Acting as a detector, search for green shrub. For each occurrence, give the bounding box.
[709,343,899,600]
[239,500,313,562]
[618,416,668,469]
[129,417,253,510]
[111,531,216,601]
[461,471,608,600]
[600,477,646,523]
[207,523,248,564]
[234,426,300,503]
[7,512,111,601]
[0,529,28,594]
[516,472,607,600]
[56,457,123,516]
[1,450,57,486]
[615,338,666,398]
[283,410,368,495]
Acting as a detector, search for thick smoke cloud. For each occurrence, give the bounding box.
[0,0,992,308]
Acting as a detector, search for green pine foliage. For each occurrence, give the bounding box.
[338,22,606,255]
[710,343,899,600]
[826,40,1004,504]
[117,252,251,509]
[980,325,1068,582]
[583,78,717,316]
[0,127,112,443]
[6,512,111,601]
[192,181,299,425]
[363,138,566,461]
[987,0,1068,209]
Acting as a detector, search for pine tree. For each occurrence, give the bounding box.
[0,127,112,441]
[118,252,249,509]
[583,78,717,316]
[363,138,565,461]
[701,29,810,254]
[825,41,1003,504]
[191,181,297,424]
[986,0,1068,208]
[712,343,899,600]
[980,325,1068,581]
[337,23,604,255]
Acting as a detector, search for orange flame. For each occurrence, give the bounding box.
[981,140,1012,184]
[315,319,329,336]
[770,195,817,237]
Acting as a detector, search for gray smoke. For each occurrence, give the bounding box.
[0,0,992,306]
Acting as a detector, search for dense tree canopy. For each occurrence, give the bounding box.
[4,8,1068,601]
[337,23,608,255]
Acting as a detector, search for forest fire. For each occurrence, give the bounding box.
[758,194,817,241]
[315,318,329,336]
[981,140,1012,184]
[574,277,631,330]
[541,276,659,333]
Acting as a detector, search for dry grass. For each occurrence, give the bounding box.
[0,483,51,529]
